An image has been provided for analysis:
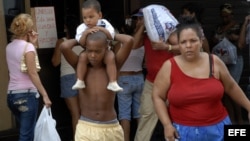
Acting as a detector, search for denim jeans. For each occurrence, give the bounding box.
[117,73,144,120]
[60,73,78,98]
[7,91,39,141]
[226,55,243,83]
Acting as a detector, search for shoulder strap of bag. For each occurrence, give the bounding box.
[209,54,214,78]
[22,43,38,58]
[22,43,29,56]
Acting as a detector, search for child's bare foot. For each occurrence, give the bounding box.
[107,81,123,92]
[72,79,86,90]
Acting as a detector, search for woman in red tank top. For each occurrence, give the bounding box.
[153,16,250,141]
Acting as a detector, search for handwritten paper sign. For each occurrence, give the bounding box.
[31,7,57,48]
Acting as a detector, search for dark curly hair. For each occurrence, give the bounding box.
[176,16,203,40]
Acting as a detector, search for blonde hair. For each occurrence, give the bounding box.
[9,13,34,40]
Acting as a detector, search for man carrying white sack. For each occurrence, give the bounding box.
[133,5,179,141]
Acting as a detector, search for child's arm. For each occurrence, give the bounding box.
[79,26,113,46]
[96,26,113,40]
[76,51,88,80]
[78,29,93,47]
[76,24,99,47]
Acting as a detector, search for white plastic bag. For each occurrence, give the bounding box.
[212,37,237,64]
[34,106,61,141]
[142,4,179,42]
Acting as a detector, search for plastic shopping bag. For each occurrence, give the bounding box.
[142,4,179,42]
[34,106,61,141]
[212,37,237,64]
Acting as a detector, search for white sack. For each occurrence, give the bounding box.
[34,106,61,141]
[142,4,179,42]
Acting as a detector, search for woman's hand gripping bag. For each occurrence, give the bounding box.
[142,4,179,42]
[34,106,61,141]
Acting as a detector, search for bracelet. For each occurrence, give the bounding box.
[168,45,172,51]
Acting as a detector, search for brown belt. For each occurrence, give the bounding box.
[119,71,142,76]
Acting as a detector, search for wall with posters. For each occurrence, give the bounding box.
[31,7,57,48]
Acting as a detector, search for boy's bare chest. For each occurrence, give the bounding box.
[85,68,109,88]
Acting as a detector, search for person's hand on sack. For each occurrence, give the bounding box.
[151,38,168,50]
[43,95,52,107]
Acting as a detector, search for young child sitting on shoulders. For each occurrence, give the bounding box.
[72,0,123,92]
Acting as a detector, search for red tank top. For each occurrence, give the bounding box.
[144,35,174,82]
[168,56,228,126]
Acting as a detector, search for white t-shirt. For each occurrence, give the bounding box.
[75,19,115,42]
[120,46,145,72]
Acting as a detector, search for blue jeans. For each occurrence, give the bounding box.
[60,73,78,98]
[7,91,39,141]
[117,73,144,120]
[227,55,243,83]
[173,116,231,141]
